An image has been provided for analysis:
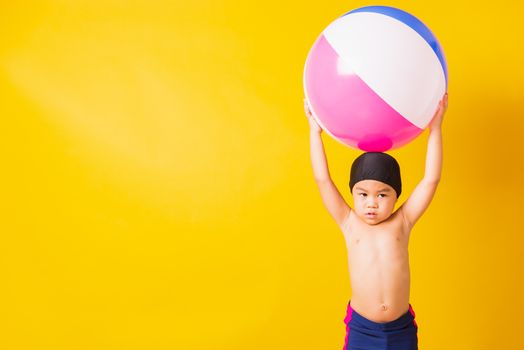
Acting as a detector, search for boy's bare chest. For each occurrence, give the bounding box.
[342,213,411,305]
[342,213,409,252]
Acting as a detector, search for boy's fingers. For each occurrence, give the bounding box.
[442,94,448,110]
[304,99,313,117]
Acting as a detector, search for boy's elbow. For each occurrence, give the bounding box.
[314,175,332,184]
[428,176,440,183]
[423,178,440,188]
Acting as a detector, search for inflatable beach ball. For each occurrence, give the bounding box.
[303,6,448,151]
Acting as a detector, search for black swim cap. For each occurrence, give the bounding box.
[349,152,402,198]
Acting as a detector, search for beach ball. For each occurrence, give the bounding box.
[303,6,448,151]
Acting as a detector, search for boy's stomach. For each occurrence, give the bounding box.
[348,257,411,323]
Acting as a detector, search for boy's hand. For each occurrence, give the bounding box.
[428,93,448,130]
[304,98,322,133]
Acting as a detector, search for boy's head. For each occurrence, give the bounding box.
[349,152,401,224]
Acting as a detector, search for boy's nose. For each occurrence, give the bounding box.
[366,201,378,208]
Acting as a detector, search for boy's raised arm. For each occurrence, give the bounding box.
[400,93,448,228]
[305,99,351,227]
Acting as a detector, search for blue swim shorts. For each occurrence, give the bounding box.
[343,300,418,350]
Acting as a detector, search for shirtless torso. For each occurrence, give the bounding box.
[341,207,412,323]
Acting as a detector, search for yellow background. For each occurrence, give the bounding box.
[1,1,523,349]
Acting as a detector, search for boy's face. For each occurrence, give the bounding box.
[351,179,398,225]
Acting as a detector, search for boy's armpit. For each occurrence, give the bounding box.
[315,178,351,227]
[339,209,352,231]
[399,180,439,228]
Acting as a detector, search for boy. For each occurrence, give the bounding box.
[305,94,448,350]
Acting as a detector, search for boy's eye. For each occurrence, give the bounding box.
[378,194,386,198]
[359,193,367,197]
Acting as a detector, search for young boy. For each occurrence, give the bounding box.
[305,94,448,350]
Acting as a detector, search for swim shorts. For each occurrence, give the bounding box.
[343,301,418,350]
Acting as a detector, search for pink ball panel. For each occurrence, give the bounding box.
[304,35,424,151]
